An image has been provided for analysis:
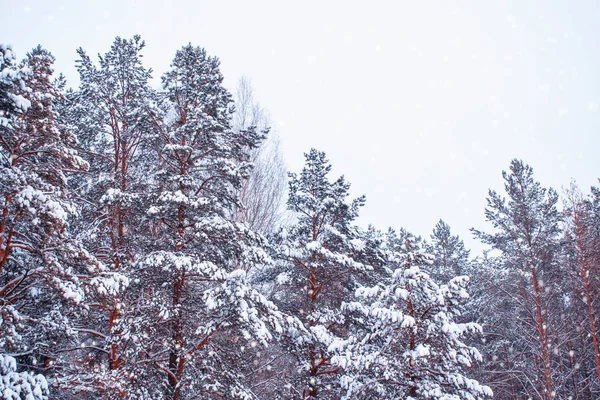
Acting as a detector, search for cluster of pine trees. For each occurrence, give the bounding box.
[0,35,598,400]
[469,161,600,400]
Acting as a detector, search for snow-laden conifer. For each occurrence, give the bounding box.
[427,219,471,282]
[334,229,491,399]
[272,149,369,399]
[59,36,159,398]
[0,45,105,398]
[126,44,295,399]
[472,159,561,399]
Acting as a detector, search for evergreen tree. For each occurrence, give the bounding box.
[334,229,491,400]
[0,45,99,399]
[561,183,600,396]
[473,159,562,399]
[71,35,157,268]
[273,149,369,399]
[64,35,159,398]
[427,219,470,281]
[128,44,289,399]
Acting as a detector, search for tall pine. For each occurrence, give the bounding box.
[1,45,95,399]
[274,149,369,399]
[473,159,562,399]
[65,35,158,397]
[130,44,288,399]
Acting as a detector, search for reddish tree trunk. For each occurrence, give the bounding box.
[531,266,553,399]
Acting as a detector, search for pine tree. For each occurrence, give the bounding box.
[473,159,562,399]
[0,45,96,399]
[71,35,157,269]
[128,44,289,399]
[427,219,470,281]
[64,35,159,398]
[273,149,369,399]
[334,229,491,400]
[561,183,600,395]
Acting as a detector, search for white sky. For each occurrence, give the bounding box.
[3,1,600,255]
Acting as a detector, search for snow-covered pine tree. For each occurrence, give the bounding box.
[427,219,470,282]
[0,45,94,399]
[71,34,157,269]
[353,225,387,287]
[64,35,159,397]
[128,44,290,399]
[561,183,600,395]
[333,229,491,400]
[273,149,369,399]
[472,159,562,399]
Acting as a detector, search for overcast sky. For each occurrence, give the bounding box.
[3,1,600,255]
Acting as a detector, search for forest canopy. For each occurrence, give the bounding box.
[1,36,599,400]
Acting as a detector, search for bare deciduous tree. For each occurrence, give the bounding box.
[232,77,287,237]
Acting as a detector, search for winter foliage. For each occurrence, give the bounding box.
[0,354,48,400]
[335,231,491,399]
[4,34,600,400]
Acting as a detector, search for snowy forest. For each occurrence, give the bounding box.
[1,35,599,400]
